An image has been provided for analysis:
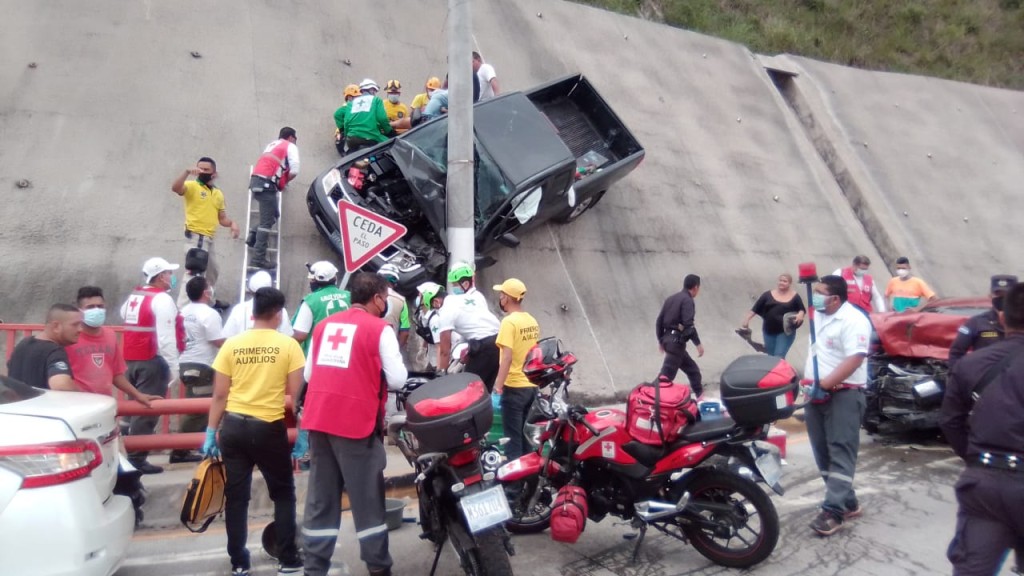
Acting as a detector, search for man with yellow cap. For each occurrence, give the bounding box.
[492,278,540,459]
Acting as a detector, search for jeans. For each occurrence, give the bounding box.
[124,356,170,465]
[219,414,299,569]
[249,176,279,263]
[763,330,797,359]
[501,386,537,460]
[659,335,703,396]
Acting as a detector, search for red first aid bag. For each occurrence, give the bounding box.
[626,376,698,445]
[550,485,588,543]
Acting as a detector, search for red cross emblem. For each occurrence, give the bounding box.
[326,328,349,350]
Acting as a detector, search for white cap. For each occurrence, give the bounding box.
[142,257,180,282]
[248,270,273,292]
[359,78,379,92]
[308,261,339,282]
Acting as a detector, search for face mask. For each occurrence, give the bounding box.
[451,286,465,295]
[379,298,390,319]
[812,293,829,312]
[896,269,910,278]
[993,296,1005,312]
[498,296,507,314]
[83,308,106,327]
[387,94,400,104]
[196,173,213,185]
[169,274,178,291]
[853,268,866,277]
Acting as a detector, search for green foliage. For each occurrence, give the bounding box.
[573,0,1024,89]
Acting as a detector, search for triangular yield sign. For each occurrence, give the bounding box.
[337,200,408,273]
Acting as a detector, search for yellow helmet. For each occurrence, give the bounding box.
[425,76,442,90]
[343,84,361,99]
[385,79,402,93]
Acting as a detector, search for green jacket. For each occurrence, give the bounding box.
[337,94,394,143]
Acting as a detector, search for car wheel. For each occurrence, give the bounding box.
[555,190,605,224]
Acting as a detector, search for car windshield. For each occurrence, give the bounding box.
[0,375,43,404]
[403,121,514,226]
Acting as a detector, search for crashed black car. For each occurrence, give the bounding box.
[306,74,644,294]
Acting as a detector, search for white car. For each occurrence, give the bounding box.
[0,375,134,576]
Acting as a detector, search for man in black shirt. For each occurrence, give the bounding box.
[655,274,704,397]
[7,303,83,390]
[940,282,1024,575]
[947,274,1018,371]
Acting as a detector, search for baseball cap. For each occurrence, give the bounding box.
[307,261,339,282]
[248,270,273,292]
[492,278,527,299]
[142,257,180,282]
[991,275,1018,294]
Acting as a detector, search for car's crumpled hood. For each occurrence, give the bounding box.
[870,298,990,359]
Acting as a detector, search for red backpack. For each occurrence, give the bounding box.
[550,485,588,543]
[626,376,698,445]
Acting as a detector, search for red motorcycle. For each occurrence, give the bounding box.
[497,339,797,568]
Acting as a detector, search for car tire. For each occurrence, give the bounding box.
[554,190,605,224]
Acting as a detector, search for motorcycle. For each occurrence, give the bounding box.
[863,357,948,435]
[388,373,515,576]
[497,343,796,569]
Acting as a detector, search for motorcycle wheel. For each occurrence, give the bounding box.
[503,476,556,534]
[446,520,513,576]
[678,469,780,569]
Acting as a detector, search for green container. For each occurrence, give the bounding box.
[486,409,504,449]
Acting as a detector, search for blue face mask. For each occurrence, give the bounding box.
[82,308,106,328]
[451,285,465,295]
[812,293,829,312]
[169,274,178,291]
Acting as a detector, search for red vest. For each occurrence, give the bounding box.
[841,267,874,312]
[252,140,292,189]
[302,308,387,439]
[123,285,185,361]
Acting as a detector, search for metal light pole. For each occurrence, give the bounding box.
[446,0,475,270]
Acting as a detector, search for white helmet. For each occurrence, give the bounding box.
[307,261,339,282]
[359,78,379,93]
[378,263,401,283]
[248,270,273,292]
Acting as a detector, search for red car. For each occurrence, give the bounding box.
[864,297,991,435]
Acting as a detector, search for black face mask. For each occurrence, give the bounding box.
[197,173,214,185]
[993,296,1005,312]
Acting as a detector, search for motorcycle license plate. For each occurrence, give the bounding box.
[459,486,512,534]
[755,452,782,486]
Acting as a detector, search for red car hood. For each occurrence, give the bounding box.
[870,297,991,360]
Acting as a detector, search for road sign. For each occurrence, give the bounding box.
[337,200,408,273]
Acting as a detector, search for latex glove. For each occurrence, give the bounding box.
[291,429,310,460]
[491,392,502,412]
[202,427,220,458]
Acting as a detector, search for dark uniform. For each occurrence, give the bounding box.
[656,289,703,396]
[940,332,1024,575]
[948,274,1018,371]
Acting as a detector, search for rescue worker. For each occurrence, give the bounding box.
[222,271,294,338]
[804,275,872,537]
[948,274,1018,371]
[376,263,411,351]
[436,261,501,390]
[170,156,241,307]
[337,79,395,154]
[492,278,540,460]
[120,257,185,475]
[655,274,705,397]
[381,80,411,134]
[172,276,225,464]
[248,127,300,270]
[940,282,1024,575]
[334,83,362,155]
[301,272,407,576]
[410,76,441,126]
[832,255,886,314]
[204,287,305,576]
[413,281,448,370]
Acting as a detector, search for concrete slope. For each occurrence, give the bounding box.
[1,0,1017,401]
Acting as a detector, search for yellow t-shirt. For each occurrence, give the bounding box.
[410,93,431,112]
[213,329,305,422]
[182,180,226,237]
[382,100,410,133]
[496,311,540,388]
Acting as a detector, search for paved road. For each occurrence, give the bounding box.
[118,429,1018,575]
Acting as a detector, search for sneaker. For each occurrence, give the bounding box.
[133,461,164,475]
[843,505,863,520]
[277,560,303,575]
[810,510,844,536]
[231,568,250,576]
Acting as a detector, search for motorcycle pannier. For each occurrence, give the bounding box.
[625,376,698,446]
[720,355,798,426]
[405,373,493,453]
[180,457,227,533]
[550,485,588,543]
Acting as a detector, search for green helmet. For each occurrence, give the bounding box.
[416,281,444,309]
[447,261,474,284]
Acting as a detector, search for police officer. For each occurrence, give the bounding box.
[948,274,1018,371]
[436,261,501,390]
[940,281,1024,575]
[655,274,705,397]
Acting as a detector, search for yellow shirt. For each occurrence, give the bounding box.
[496,311,540,388]
[213,329,305,422]
[382,100,410,133]
[182,180,226,237]
[410,93,431,112]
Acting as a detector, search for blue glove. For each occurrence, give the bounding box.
[491,392,502,413]
[202,427,220,458]
[291,429,310,460]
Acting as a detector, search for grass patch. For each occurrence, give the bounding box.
[575,0,1024,89]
